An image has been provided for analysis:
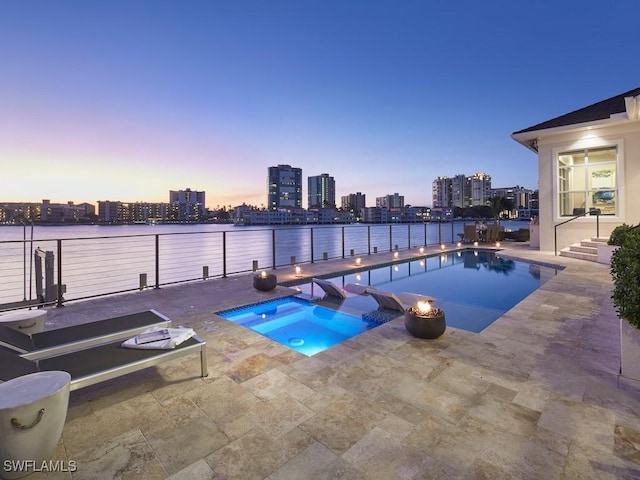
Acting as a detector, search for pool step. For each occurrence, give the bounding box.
[560,237,609,262]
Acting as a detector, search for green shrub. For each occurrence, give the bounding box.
[609,223,634,246]
[611,227,640,329]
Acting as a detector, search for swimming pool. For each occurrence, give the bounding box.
[294,250,561,333]
[218,297,373,356]
[219,250,561,356]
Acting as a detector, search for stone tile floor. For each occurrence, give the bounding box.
[23,244,640,479]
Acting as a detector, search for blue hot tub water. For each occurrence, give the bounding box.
[219,297,371,356]
[219,250,560,356]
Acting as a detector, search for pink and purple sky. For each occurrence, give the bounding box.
[2,1,639,208]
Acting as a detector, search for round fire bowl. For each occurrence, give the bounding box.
[253,274,277,292]
[404,310,446,339]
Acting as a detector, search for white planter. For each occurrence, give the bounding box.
[620,318,640,381]
[0,310,47,334]
[0,371,70,479]
[529,224,540,248]
[597,244,618,265]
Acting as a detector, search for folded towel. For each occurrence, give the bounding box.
[122,326,196,350]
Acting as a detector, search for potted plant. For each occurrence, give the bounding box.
[404,300,446,339]
[610,226,640,380]
[600,223,637,265]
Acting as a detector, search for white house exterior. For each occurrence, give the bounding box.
[512,88,640,253]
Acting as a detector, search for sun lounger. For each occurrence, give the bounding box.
[0,333,208,391]
[367,290,434,313]
[312,278,346,299]
[343,283,374,295]
[0,310,171,360]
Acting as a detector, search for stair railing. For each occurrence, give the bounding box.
[554,208,600,256]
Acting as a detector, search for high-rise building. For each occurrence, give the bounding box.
[432,176,451,208]
[341,192,366,211]
[470,172,492,206]
[169,188,205,222]
[451,174,470,208]
[433,173,493,208]
[307,173,335,209]
[267,165,302,210]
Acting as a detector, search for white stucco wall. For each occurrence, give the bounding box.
[536,120,640,252]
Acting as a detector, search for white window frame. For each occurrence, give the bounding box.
[552,138,624,222]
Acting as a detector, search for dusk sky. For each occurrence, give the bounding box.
[2,1,639,209]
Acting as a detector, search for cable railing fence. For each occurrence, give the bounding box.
[0,220,486,310]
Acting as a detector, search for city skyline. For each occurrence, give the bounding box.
[2,2,639,208]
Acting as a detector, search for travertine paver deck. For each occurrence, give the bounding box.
[23,244,640,479]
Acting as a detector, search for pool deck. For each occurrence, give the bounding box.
[29,244,640,479]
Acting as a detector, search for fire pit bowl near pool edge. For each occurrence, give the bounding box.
[404,302,446,339]
[253,273,277,292]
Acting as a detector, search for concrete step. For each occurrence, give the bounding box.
[569,244,597,254]
[581,240,602,248]
[559,237,609,263]
[560,248,598,262]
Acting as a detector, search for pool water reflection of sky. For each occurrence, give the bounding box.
[297,250,560,333]
[220,250,561,355]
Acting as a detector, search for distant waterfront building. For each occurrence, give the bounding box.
[0,202,41,223]
[451,174,470,208]
[0,201,95,224]
[361,207,389,223]
[268,165,303,210]
[491,185,533,210]
[98,200,171,223]
[307,173,335,209]
[433,173,492,208]
[37,200,87,222]
[341,192,366,211]
[376,193,404,208]
[169,188,205,222]
[432,177,451,208]
[470,172,492,206]
[130,202,170,222]
[233,207,314,226]
[98,201,124,223]
[430,207,454,222]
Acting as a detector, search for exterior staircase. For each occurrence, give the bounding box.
[560,237,609,262]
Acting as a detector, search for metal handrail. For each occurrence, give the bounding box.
[554,209,600,256]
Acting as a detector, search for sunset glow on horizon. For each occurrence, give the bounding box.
[2,1,639,209]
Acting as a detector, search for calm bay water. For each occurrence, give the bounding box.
[0,221,529,306]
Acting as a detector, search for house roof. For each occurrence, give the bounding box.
[513,87,640,135]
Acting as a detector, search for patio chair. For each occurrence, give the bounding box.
[462,225,478,244]
[312,278,346,300]
[486,225,500,243]
[0,310,171,361]
[0,332,208,392]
